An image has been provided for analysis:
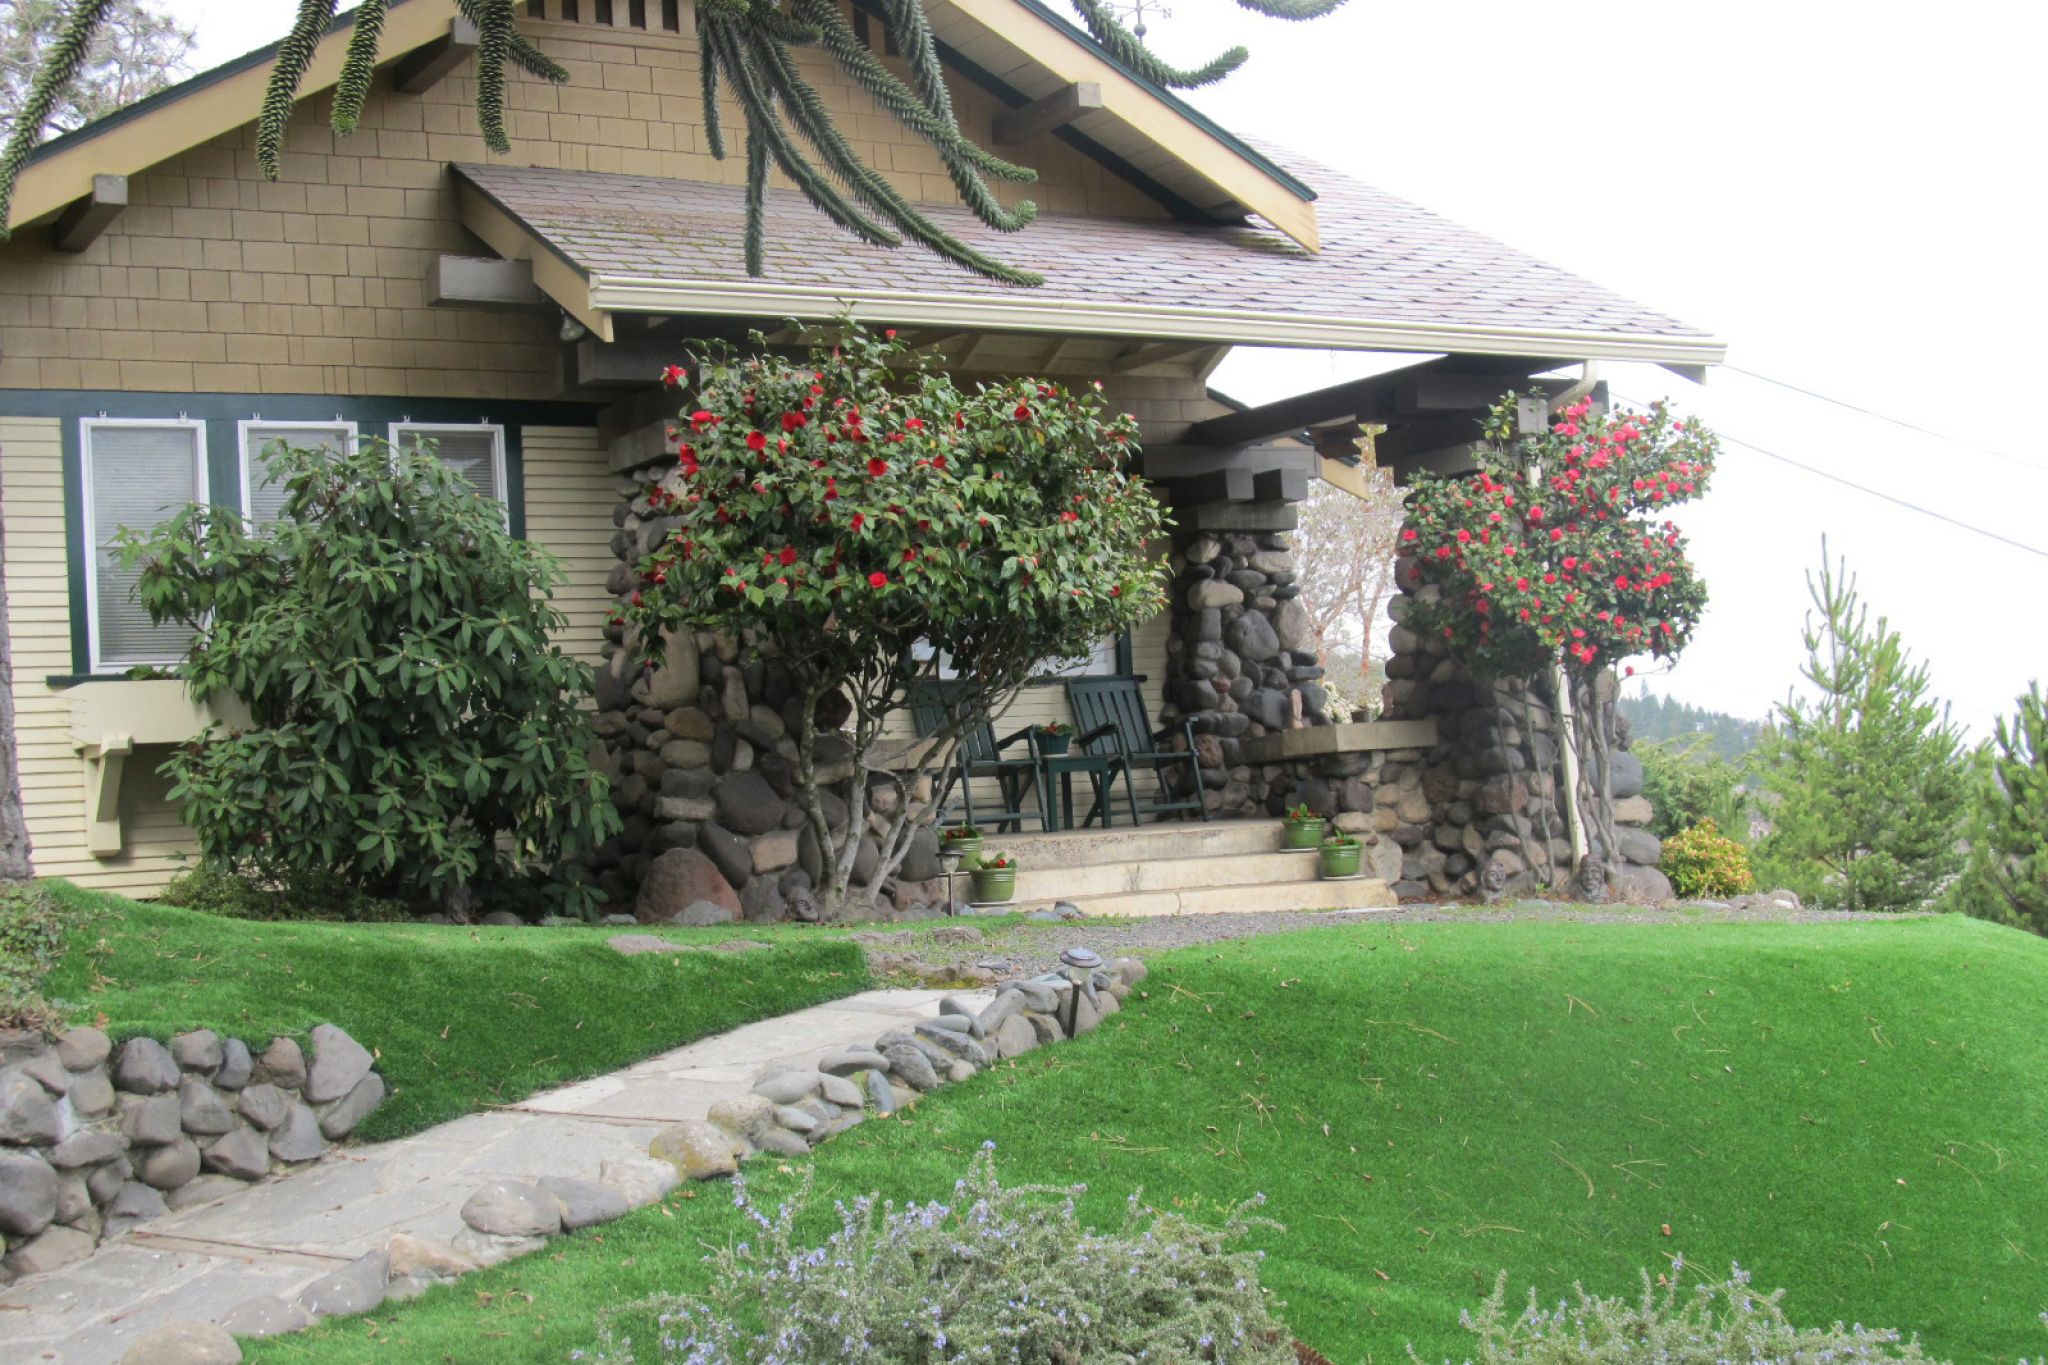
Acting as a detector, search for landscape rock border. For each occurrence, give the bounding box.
[0,1022,384,1284]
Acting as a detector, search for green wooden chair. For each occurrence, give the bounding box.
[909,683,1039,833]
[1064,676,1208,823]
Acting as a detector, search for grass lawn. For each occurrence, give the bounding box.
[249,914,2048,1364]
[38,882,872,1140]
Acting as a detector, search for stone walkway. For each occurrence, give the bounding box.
[0,989,978,1365]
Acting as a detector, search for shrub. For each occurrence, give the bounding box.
[588,1146,1293,1364]
[122,436,619,917]
[1637,737,1747,841]
[1418,1262,1944,1365]
[0,882,80,1031]
[1662,819,1756,899]
[158,864,412,924]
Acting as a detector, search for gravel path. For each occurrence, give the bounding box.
[858,903,1933,981]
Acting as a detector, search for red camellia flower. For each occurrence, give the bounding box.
[868,571,889,588]
[850,512,866,532]
[1455,529,1473,543]
[745,431,767,452]
[902,547,917,562]
[1402,528,1419,541]
[904,417,925,431]
[781,412,806,432]
[779,547,798,566]
[1013,403,1031,420]
[690,410,717,430]
[661,365,686,387]
[867,457,889,477]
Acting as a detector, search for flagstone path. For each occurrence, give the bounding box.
[0,988,984,1365]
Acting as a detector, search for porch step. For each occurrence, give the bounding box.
[965,818,1393,918]
[980,819,1294,866]
[981,875,1395,919]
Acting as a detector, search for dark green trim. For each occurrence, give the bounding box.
[1114,627,1134,676]
[26,1,411,169]
[7,389,599,673]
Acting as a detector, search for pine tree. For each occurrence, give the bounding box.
[1755,543,1967,911]
[0,0,1342,282]
[1953,685,2048,934]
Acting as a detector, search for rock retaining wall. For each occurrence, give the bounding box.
[0,1023,383,1282]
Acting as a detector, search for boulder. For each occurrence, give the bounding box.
[50,1129,127,1168]
[1188,579,1243,610]
[179,1077,237,1136]
[646,629,701,709]
[267,1104,325,1163]
[170,1030,224,1074]
[1611,863,1675,904]
[252,1037,306,1090]
[69,1067,115,1117]
[0,1069,59,1145]
[599,1153,683,1207]
[316,1072,386,1139]
[219,1295,314,1339]
[713,770,785,836]
[699,822,756,889]
[139,1137,202,1190]
[1614,826,1663,868]
[636,848,741,923]
[1225,611,1281,662]
[236,1083,290,1131]
[1612,795,1655,826]
[1272,596,1315,654]
[536,1175,630,1230]
[203,1127,272,1182]
[56,1026,112,1070]
[4,1223,94,1276]
[0,1150,59,1237]
[213,1038,253,1090]
[649,1120,741,1180]
[113,1038,181,1094]
[751,1069,822,1106]
[385,1232,479,1280]
[304,1025,374,1104]
[119,1321,243,1364]
[296,1249,390,1319]
[1608,750,1645,800]
[461,1182,563,1238]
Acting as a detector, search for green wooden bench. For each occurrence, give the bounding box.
[1064,676,1208,822]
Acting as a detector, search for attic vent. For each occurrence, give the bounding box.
[526,0,680,32]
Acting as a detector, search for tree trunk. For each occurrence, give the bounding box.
[0,460,34,883]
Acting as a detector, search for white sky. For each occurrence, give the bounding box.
[169,0,2048,733]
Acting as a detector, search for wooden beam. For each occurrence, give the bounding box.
[50,174,126,252]
[992,81,1103,146]
[577,334,690,388]
[1107,339,1215,374]
[393,16,480,95]
[427,254,547,308]
[1372,412,1492,464]
[1186,354,1563,447]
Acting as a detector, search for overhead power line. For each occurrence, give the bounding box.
[1611,394,2048,563]
[1726,365,2048,474]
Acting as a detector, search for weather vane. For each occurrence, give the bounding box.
[1105,0,1172,40]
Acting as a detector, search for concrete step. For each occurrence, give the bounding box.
[971,875,1395,919]
[980,819,1291,866]
[1006,849,1318,900]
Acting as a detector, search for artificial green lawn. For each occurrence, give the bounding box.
[40,883,871,1140]
[250,914,2048,1364]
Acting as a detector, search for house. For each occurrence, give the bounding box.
[0,0,1723,907]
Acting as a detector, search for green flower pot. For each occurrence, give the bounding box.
[1037,732,1072,755]
[970,866,1017,903]
[942,833,983,869]
[1282,818,1326,849]
[1319,841,1363,879]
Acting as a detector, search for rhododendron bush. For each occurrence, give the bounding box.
[1402,394,1718,872]
[617,324,1167,917]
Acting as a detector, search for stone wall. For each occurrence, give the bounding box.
[0,1023,383,1281]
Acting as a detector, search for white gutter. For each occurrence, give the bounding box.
[584,273,1730,367]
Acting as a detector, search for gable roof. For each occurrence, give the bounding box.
[454,157,1725,364]
[5,0,1318,249]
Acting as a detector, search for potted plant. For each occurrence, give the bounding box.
[1036,721,1073,756]
[941,824,983,869]
[969,852,1017,904]
[1318,830,1363,879]
[1282,802,1326,849]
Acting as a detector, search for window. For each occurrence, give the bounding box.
[389,422,507,505]
[80,419,207,671]
[238,420,354,526]
[912,632,1126,681]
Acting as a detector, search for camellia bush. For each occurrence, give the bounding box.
[125,438,619,918]
[617,324,1166,919]
[1401,394,1717,868]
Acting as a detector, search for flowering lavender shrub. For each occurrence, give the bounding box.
[1417,1261,1946,1364]
[586,1145,1292,1364]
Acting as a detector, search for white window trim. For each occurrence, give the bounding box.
[236,418,357,522]
[80,416,209,675]
[387,421,508,507]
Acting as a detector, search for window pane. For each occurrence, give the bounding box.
[398,427,502,502]
[89,424,201,668]
[244,424,347,525]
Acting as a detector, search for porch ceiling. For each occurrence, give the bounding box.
[451,160,1726,365]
